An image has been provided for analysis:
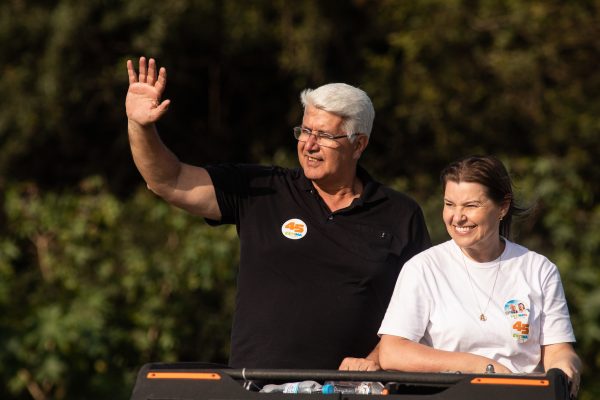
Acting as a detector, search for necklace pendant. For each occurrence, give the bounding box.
[480,313,487,321]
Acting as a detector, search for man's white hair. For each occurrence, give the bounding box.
[300,83,375,140]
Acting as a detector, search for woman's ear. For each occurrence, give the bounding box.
[500,197,511,219]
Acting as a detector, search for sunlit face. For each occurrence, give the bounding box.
[297,106,367,185]
[443,181,508,260]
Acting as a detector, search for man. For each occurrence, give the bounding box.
[125,57,431,370]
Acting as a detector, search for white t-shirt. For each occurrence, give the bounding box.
[378,239,575,372]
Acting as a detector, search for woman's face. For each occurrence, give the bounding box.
[443,181,508,261]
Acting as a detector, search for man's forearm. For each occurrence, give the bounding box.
[128,120,182,196]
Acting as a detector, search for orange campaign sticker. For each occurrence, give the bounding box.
[281,218,308,240]
[504,299,530,343]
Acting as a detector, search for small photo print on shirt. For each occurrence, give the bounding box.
[281,218,308,240]
[504,299,530,343]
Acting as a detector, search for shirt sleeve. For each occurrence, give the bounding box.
[405,207,433,259]
[539,261,576,345]
[204,163,275,226]
[378,256,432,342]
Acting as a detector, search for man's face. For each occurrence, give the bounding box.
[297,106,367,185]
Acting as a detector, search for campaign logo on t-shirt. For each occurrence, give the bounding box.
[281,218,307,240]
[504,299,530,343]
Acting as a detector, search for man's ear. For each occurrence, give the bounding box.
[352,135,369,160]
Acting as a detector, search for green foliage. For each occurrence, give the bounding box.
[510,157,600,400]
[360,0,600,180]
[0,178,238,399]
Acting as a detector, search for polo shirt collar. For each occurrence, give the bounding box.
[297,165,388,206]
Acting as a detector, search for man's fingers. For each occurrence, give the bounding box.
[127,60,138,84]
[139,57,147,83]
[338,357,351,370]
[128,57,166,93]
[153,99,171,118]
[365,363,378,371]
[155,67,168,95]
[340,358,360,370]
[159,99,171,111]
[338,357,380,372]
[147,58,157,85]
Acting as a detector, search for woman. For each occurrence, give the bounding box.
[378,155,582,398]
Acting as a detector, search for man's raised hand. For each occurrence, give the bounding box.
[126,57,170,126]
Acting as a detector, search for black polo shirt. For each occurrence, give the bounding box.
[205,164,431,369]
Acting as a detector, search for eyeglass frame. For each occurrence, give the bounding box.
[292,126,362,146]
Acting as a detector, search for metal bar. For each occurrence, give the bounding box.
[223,369,467,385]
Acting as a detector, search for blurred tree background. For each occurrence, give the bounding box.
[1,0,599,398]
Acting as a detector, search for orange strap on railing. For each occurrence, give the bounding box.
[147,372,222,380]
[471,377,549,386]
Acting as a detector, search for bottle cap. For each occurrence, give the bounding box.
[322,384,334,394]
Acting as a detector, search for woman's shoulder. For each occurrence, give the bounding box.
[404,240,457,270]
[504,239,558,272]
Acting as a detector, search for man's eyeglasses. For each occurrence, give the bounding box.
[293,127,360,148]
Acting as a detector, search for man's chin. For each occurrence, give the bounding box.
[305,174,324,182]
[302,167,325,181]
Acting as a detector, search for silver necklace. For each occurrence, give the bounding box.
[461,251,501,321]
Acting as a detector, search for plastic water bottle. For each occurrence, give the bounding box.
[322,381,386,395]
[260,380,323,393]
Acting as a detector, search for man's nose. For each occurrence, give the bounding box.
[304,132,320,149]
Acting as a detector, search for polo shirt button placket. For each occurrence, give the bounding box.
[327,215,334,222]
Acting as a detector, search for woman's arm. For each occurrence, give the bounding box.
[379,335,512,374]
[542,343,582,398]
